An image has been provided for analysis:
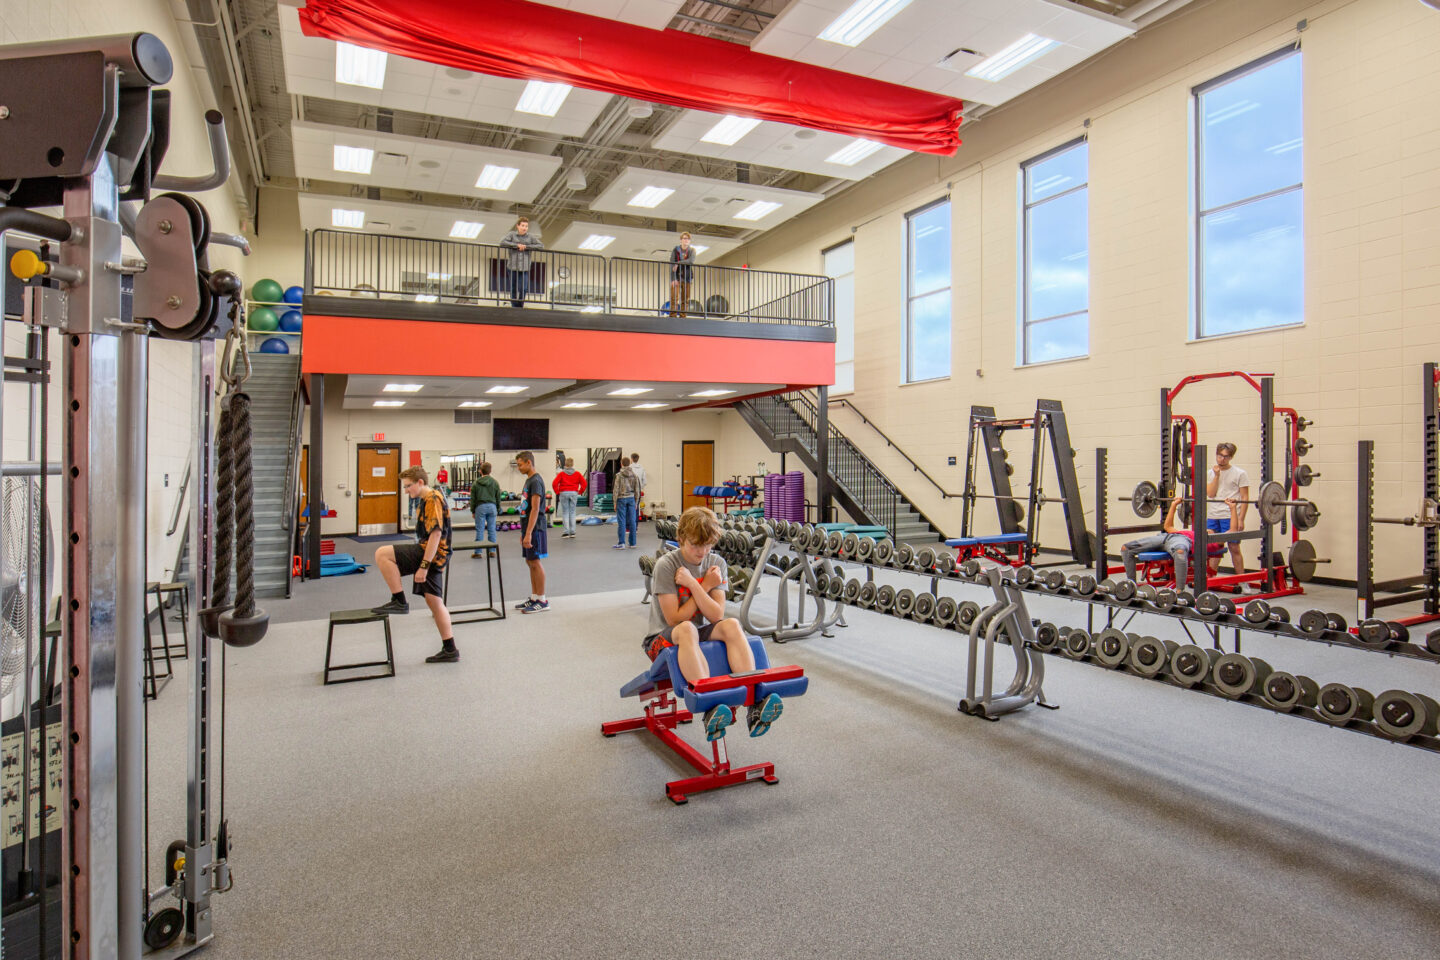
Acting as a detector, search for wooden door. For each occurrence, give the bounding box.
[682,441,714,511]
[357,445,401,534]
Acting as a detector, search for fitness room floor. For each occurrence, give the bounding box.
[142,521,1440,960]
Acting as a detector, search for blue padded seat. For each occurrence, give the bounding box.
[1135,543,1225,560]
[946,533,1029,547]
[620,637,809,715]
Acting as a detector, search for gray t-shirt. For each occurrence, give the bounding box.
[1208,465,1250,520]
[646,548,728,638]
[629,463,647,494]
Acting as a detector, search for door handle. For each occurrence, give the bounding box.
[359,491,395,498]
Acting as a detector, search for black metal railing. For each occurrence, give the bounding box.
[826,396,961,499]
[307,229,833,327]
[744,393,903,535]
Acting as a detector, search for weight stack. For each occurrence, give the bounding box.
[785,470,805,522]
[763,473,780,520]
[588,470,607,509]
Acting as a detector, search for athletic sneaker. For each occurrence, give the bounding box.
[515,598,534,610]
[703,703,735,741]
[519,598,550,614]
[612,543,626,550]
[746,693,784,738]
[370,599,409,616]
[425,648,459,663]
[627,544,637,549]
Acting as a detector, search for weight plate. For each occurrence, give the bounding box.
[1061,628,1092,660]
[1132,480,1159,518]
[894,588,917,617]
[1211,653,1258,699]
[1128,635,1168,678]
[956,600,981,629]
[841,532,860,559]
[1295,437,1312,456]
[1298,608,1330,636]
[1256,480,1287,526]
[1356,619,1393,648]
[1093,628,1129,668]
[895,543,915,568]
[1372,690,1439,740]
[144,907,185,951]
[1015,566,1035,587]
[1110,578,1136,603]
[813,572,830,595]
[1168,644,1211,686]
[1242,599,1271,624]
[934,596,958,627]
[937,553,956,576]
[958,559,982,579]
[842,578,863,603]
[825,531,845,556]
[826,577,845,600]
[1317,683,1372,725]
[790,530,808,550]
[915,547,937,570]
[1292,501,1320,531]
[1294,463,1315,486]
[1194,592,1223,619]
[1135,584,1158,603]
[1007,499,1025,526]
[856,537,875,562]
[1262,671,1304,712]
[1326,612,1348,633]
[1427,629,1440,656]
[1068,574,1097,597]
[1153,587,1177,612]
[876,584,897,613]
[858,581,878,609]
[874,539,895,564]
[808,528,828,552]
[1033,622,1060,652]
[1040,569,1066,592]
[912,592,936,623]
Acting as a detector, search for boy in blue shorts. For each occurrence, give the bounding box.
[644,506,783,741]
[516,451,550,613]
[1206,441,1253,590]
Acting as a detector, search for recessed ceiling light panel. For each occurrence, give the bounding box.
[579,234,616,251]
[331,208,365,229]
[382,383,424,393]
[701,115,763,146]
[964,34,1061,82]
[628,186,675,208]
[449,220,484,239]
[818,0,915,48]
[372,400,405,407]
[336,42,387,88]
[333,144,375,174]
[733,201,782,221]
[486,385,528,394]
[475,165,521,190]
[687,389,734,398]
[825,139,884,167]
[608,387,652,396]
[516,80,572,116]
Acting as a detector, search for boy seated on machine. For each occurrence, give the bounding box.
[645,506,784,741]
[1121,494,1238,591]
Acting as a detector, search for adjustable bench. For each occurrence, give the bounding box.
[602,637,808,804]
[946,532,1030,567]
[1125,545,1227,587]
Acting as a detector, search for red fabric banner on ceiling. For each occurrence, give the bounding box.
[298,0,963,156]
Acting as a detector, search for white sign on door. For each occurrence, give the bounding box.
[372,467,387,477]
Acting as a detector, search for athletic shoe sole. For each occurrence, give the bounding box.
[704,704,734,741]
[521,602,550,614]
[369,603,410,615]
[748,693,784,738]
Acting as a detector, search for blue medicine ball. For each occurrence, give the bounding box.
[279,310,304,333]
[259,337,290,354]
[282,285,304,304]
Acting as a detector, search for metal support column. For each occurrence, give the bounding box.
[1192,445,1208,594]
[1260,377,1274,588]
[1359,440,1374,622]
[305,372,324,580]
[815,385,830,522]
[1423,363,1438,613]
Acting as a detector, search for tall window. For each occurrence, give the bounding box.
[905,199,951,382]
[823,240,855,394]
[1021,140,1089,364]
[1195,48,1303,338]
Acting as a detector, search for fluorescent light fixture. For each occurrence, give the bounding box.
[825,139,884,167]
[458,401,492,408]
[579,234,616,251]
[516,80,572,117]
[818,0,914,47]
[608,387,652,396]
[687,389,734,398]
[449,220,484,239]
[486,385,527,394]
[701,115,762,146]
[372,400,405,407]
[561,402,596,409]
[733,201,781,221]
[628,186,675,208]
[335,42,388,89]
[632,402,668,409]
[426,272,452,280]
[475,165,520,191]
[414,295,438,303]
[331,208,365,229]
[964,34,1060,83]
[333,144,375,174]
[382,383,424,393]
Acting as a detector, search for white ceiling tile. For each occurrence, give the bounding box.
[652,109,908,180]
[589,167,824,228]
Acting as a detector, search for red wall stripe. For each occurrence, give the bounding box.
[300,315,835,386]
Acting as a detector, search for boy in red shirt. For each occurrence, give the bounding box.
[552,457,588,539]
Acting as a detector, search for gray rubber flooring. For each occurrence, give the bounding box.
[141,545,1440,960]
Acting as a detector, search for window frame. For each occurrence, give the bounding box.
[822,238,856,395]
[903,197,952,384]
[1019,136,1090,366]
[1192,45,1304,340]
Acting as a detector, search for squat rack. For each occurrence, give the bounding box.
[1356,362,1440,628]
[959,400,1092,566]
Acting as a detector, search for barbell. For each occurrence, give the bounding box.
[1126,479,1320,527]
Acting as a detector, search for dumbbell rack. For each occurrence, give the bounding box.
[785,537,1440,752]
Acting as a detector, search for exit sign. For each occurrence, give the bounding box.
[373,433,385,442]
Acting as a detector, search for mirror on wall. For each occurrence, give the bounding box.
[414,450,484,516]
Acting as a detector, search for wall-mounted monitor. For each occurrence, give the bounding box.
[492,417,550,450]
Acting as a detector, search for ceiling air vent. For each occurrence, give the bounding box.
[454,409,493,425]
[936,47,982,73]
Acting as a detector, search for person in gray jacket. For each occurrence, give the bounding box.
[499,217,544,307]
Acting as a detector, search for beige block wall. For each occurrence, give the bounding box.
[245,188,308,296]
[720,0,1440,583]
[3,1,249,582]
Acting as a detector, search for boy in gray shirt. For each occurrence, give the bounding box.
[644,506,784,740]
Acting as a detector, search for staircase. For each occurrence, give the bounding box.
[242,353,304,599]
[735,393,944,544]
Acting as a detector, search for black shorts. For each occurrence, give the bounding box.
[522,524,548,561]
[394,542,445,599]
